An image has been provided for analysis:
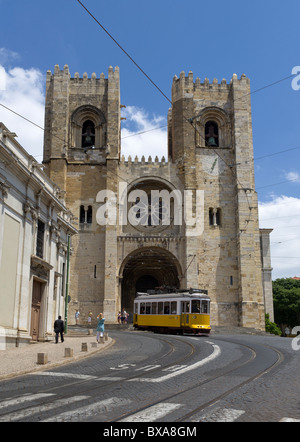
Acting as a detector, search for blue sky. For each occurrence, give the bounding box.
[0,0,300,278]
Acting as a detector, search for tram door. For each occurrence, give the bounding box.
[181,301,190,327]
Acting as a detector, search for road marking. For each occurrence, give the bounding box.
[0,396,89,422]
[35,372,98,380]
[129,343,221,383]
[0,393,55,410]
[192,407,245,422]
[280,418,300,422]
[42,397,132,422]
[120,403,182,422]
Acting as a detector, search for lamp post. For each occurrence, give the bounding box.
[64,234,71,334]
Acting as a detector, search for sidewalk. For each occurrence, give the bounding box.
[0,331,114,381]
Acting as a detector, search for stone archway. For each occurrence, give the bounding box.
[120,247,182,316]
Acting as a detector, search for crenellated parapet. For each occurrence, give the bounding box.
[120,155,168,167]
[172,70,250,102]
[47,64,120,84]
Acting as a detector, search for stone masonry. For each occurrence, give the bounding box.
[43,65,273,329]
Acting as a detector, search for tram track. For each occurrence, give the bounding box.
[0,333,285,422]
[0,333,197,422]
[111,337,284,423]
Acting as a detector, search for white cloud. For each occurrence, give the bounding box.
[0,59,45,160]
[0,48,19,65]
[121,106,167,160]
[259,195,300,280]
[284,170,300,183]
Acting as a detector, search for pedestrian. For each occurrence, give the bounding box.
[75,309,80,325]
[117,311,121,324]
[87,311,93,327]
[121,308,128,324]
[96,313,105,342]
[54,316,64,344]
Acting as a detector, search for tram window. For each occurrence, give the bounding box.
[201,301,209,314]
[146,303,151,315]
[164,302,170,314]
[134,303,138,314]
[182,301,190,313]
[152,302,157,314]
[192,300,200,313]
[158,302,164,315]
[171,302,177,314]
[140,303,146,314]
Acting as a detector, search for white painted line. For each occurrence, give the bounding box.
[129,343,221,383]
[0,393,55,410]
[35,372,98,380]
[192,408,245,422]
[0,396,89,422]
[120,403,182,422]
[42,397,132,422]
[96,377,126,381]
[280,417,300,422]
[34,372,126,382]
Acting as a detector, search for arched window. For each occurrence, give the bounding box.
[82,120,96,148]
[79,205,93,224]
[209,207,221,227]
[205,121,219,147]
[195,107,231,148]
[71,105,106,150]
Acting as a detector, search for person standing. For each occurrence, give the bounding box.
[87,311,93,327]
[54,316,65,344]
[75,309,80,325]
[96,313,105,342]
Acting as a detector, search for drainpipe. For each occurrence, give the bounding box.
[64,234,70,334]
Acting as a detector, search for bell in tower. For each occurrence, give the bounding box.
[205,121,219,147]
[82,120,96,148]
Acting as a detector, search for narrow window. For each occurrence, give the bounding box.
[209,208,214,226]
[164,302,170,314]
[152,302,157,314]
[82,120,95,148]
[36,220,45,259]
[209,208,221,227]
[80,206,86,224]
[140,303,145,315]
[216,208,221,226]
[205,121,219,147]
[171,302,177,314]
[158,302,163,315]
[87,206,93,224]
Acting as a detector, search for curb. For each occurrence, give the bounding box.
[0,338,115,381]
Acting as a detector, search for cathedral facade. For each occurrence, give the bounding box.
[43,65,273,330]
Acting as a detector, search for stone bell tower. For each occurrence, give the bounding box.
[168,71,266,329]
[43,65,121,323]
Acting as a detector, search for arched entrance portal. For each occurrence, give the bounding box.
[120,247,181,316]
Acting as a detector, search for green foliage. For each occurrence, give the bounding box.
[273,278,300,330]
[265,314,281,336]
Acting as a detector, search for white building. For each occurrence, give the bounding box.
[0,123,77,348]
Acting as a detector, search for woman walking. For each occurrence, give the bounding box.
[96,313,105,342]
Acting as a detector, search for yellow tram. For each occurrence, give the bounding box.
[133,289,211,335]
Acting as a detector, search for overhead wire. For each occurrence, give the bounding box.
[0,2,297,247]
